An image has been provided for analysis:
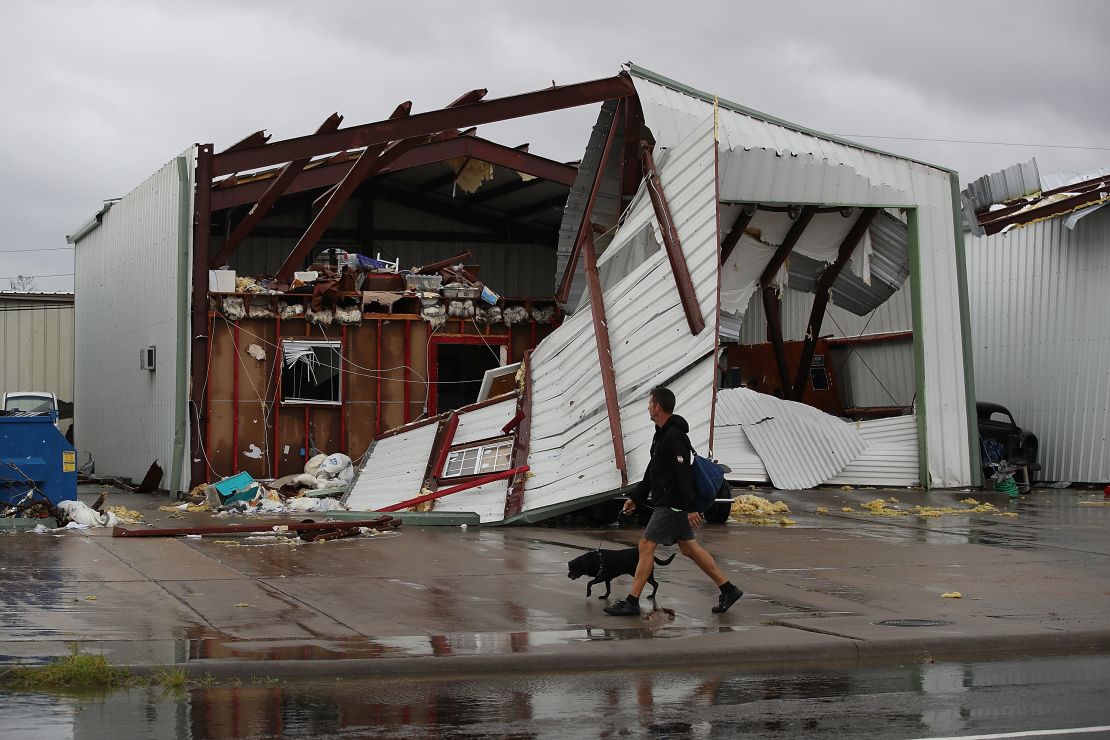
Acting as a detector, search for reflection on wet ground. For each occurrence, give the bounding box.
[3,653,1109,739]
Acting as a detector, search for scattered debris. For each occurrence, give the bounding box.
[816,506,828,514]
[112,516,400,539]
[104,505,143,524]
[778,517,796,527]
[941,592,962,599]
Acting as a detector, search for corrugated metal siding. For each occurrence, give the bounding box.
[713,424,768,483]
[73,149,193,484]
[631,71,973,487]
[522,115,720,513]
[715,389,865,489]
[346,422,439,510]
[829,414,920,487]
[451,397,516,445]
[967,206,1110,482]
[429,480,511,523]
[0,299,75,410]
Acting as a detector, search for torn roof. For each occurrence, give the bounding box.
[965,164,1110,236]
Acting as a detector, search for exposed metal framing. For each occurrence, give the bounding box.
[555,102,621,304]
[618,96,644,207]
[190,144,213,487]
[210,74,635,175]
[641,142,706,336]
[380,465,529,513]
[277,101,417,280]
[789,208,877,401]
[582,231,628,486]
[210,136,579,211]
[209,113,343,268]
[427,334,509,415]
[760,206,816,393]
[504,349,533,518]
[720,204,758,264]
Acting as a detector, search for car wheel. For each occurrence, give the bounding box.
[705,498,732,524]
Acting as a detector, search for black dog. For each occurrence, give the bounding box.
[567,548,676,599]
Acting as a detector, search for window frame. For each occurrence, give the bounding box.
[441,437,515,479]
[279,339,344,407]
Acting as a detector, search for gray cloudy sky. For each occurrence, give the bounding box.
[2,0,1107,292]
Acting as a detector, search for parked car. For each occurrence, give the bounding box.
[976,402,1038,479]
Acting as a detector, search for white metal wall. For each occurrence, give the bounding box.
[73,149,194,485]
[0,298,74,411]
[633,70,973,488]
[966,206,1110,482]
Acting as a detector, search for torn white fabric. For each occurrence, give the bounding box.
[56,500,118,527]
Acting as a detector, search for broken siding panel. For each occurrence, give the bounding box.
[523,118,719,513]
[829,414,919,487]
[716,388,865,490]
[345,421,439,510]
[713,424,769,483]
[633,71,972,488]
[967,207,1110,482]
[73,149,193,485]
[451,397,516,446]
[431,480,512,523]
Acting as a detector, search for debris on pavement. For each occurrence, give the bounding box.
[112,516,400,539]
[57,500,118,527]
[941,592,963,599]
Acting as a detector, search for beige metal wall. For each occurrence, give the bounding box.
[0,296,75,413]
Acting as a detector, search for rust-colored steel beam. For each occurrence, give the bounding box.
[789,208,878,401]
[619,96,645,206]
[210,114,343,269]
[760,206,817,394]
[418,250,473,274]
[641,143,706,335]
[980,186,1110,235]
[583,231,628,486]
[720,204,758,264]
[190,145,214,488]
[276,102,417,280]
[212,74,636,176]
[503,351,533,518]
[211,136,578,211]
[221,130,271,154]
[381,465,530,513]
[431,413,460,478]
[555,103,621,304]
[113,517,399,538]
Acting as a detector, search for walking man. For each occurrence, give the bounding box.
[604,386,743,616]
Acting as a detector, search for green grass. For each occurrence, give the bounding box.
[1,645,267,692]
[1,647,129,690]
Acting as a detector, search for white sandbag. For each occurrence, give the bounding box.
[56,500,118,527]
[305,453,328,476]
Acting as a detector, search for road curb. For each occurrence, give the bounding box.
[125,627,1110,680]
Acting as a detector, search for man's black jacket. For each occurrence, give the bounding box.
[629,414,696,512]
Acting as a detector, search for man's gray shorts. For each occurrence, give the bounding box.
[643,507,694,546]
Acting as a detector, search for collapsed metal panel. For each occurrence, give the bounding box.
[345,421,439,510]
[452,397,516,446]
[522,115,720,515]
[829,414,919,487]
[715,389,865,490]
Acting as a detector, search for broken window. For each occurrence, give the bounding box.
[442,439,513,478]
[281,340,342,405]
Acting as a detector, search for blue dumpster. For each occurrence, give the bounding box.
[0,411,78,512]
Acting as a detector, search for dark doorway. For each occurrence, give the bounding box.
[434,343,503,413]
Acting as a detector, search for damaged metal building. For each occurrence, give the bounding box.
[68,65,978,515]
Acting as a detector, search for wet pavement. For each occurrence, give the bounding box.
[0,485,1108,677]
[2,653,1109,738]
